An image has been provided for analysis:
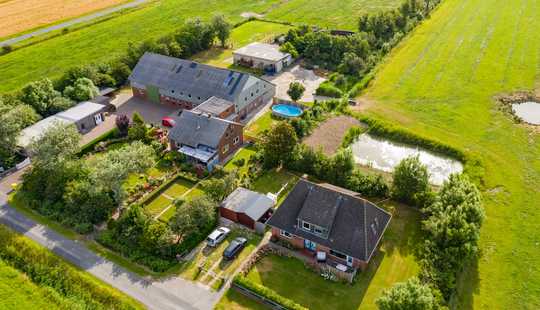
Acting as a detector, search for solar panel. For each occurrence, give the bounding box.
[190,62,197,68]
[229,73,244,95]
[176,65,183,74]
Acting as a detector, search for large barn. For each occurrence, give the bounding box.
[128,52,276,121]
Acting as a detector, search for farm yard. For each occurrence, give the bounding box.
[362,0,540,308]
[304,115,363,155]
[0,0,127,39]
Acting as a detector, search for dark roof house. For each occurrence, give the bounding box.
[267,179,391,270]
[168,110,244,170]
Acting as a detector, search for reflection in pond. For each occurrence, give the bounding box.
[511,102,540,125]
[351,134,463,186]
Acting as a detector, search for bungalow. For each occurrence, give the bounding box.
[129,52,275,120]
[233,42,292,74]
[168,110,243,170]
[267,179,391,271]
[220,187,275,231]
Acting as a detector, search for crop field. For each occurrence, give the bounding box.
[361,0,540,308]
[0,0,127,39]
[0,0,400,93]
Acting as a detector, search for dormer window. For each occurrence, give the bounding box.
[302,221,311,230]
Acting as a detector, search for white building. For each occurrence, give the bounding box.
[233,42,292,74]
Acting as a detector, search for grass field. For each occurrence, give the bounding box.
[361,0,540,308]
[0,0,401,93]
[220,203,421,309]
[0,0,127,39]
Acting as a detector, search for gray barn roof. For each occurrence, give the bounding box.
[222,187,275,221]
[193,96,234,116]
[129,52,261,102]
[55,101,105,122]
[267,179,391,262]
[168,110,239,149]
[233,42,290,62]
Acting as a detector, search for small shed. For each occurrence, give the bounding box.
[220,187,275,230]
[233,42,292,74]
[56,101,107,133]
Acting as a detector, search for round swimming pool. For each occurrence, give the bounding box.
[271,104,303,118]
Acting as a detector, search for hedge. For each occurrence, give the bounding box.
[315,82,343,98]
[234,275,308,310]
[0,225,142,309]
[136,172,197,207]
[78,127,120,156]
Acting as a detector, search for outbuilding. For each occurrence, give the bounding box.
[55,101,107,133]
[220,187,275,230]
[233,42,292,74]
[17,116,75,151]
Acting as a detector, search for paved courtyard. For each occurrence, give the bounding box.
[264,64,326,103]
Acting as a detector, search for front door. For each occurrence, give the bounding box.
[346,255,354,267]
[94,113,103,125]
[304,239,316,251]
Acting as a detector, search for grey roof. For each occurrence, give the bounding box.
[267,179,391,262]
[233,42,291,62]
[56,101,106,122]
[129,52,257,102]
[17,116,74,148]
[168,110,239,149]
[222,187,275,221]
[193,96,234,117]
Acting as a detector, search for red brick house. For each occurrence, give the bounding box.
[168,110,243,171]
[267,180,392,271]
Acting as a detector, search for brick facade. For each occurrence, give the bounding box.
[217,123,244,162]
[271,227,369,271]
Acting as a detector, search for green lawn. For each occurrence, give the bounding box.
[227,203,420,309]
[224,146,257,177]
[361,0,540,308]
[163,178,194,198]
[145,194,172,216]
[214,289,268,310]
[0,260,65,309]
[245,111,281,137]
[251,169,298,198]
[192,20,291,68]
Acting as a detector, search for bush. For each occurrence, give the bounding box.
[234,276,308,310]
[341,126,365,148]
[392,156,431,206]
[316,82,344,98]
[233,158,246,167]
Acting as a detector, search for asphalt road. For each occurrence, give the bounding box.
[0,193,220,310]
[0,0,150,47]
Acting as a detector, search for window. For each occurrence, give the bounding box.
[314,226,324,235]
[251,92,254,97]
[280,230,292,238]
[245,97,248,101]
[302,221,311,230]
[197,96,201,100]
[329,249,347,260]
[233,136,240,145]
[222,144,229,154]
[188,94,192,98]
[256,89,259,94]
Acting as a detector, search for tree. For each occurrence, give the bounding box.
[19,78,62,116]
[128,112,148,141]
[376,278,443,310]
[260,122,298,168]
[86,141,155,201]
[201,169,238,202]
[48,96,74,114]
[29,122,81,167]
[287,82,306,102]
[0,104,41,167]
[63,77,99,102]
[280,42,299,58]
[420,174,484,299]
[115,114,130,136]
[323,149,355,187]
[169,195,217,238]
[211,14,231,47]
[338,52,366,75]
[392,155,430,206]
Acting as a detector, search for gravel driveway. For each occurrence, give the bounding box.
[264,64,326,102]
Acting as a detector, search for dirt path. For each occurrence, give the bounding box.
[303,115,362,155]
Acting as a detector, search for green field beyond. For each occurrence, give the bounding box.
[0,0,401,93]
[363,0,540,308]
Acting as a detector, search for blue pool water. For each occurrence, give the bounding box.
[272,104,303,118]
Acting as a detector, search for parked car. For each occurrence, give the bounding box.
[206,227,231,247]
[223,237,247,260]
[161,117,176,127]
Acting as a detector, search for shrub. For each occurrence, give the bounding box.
[316,82,343,98]
[233,158,246,167]
[392,156,431,206]
[234,276,308,310]
[376,277,444,310]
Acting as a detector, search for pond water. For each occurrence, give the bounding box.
[351,134,463,186]
[511,101,540,125]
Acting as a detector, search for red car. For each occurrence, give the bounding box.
[161,117,176,127]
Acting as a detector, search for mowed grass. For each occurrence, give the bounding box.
[362,0,540,308]
[224,146,257,177]
[264,0,401,30]
[192,20,291,68]
[224,203,421,309]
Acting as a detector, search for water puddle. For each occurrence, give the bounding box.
[511,101,540,125]
[351,134,463,186]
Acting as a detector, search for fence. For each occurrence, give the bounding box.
[232,282,288,310]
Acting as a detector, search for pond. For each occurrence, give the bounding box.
[351,134,463,186]
[511,101,540,125]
